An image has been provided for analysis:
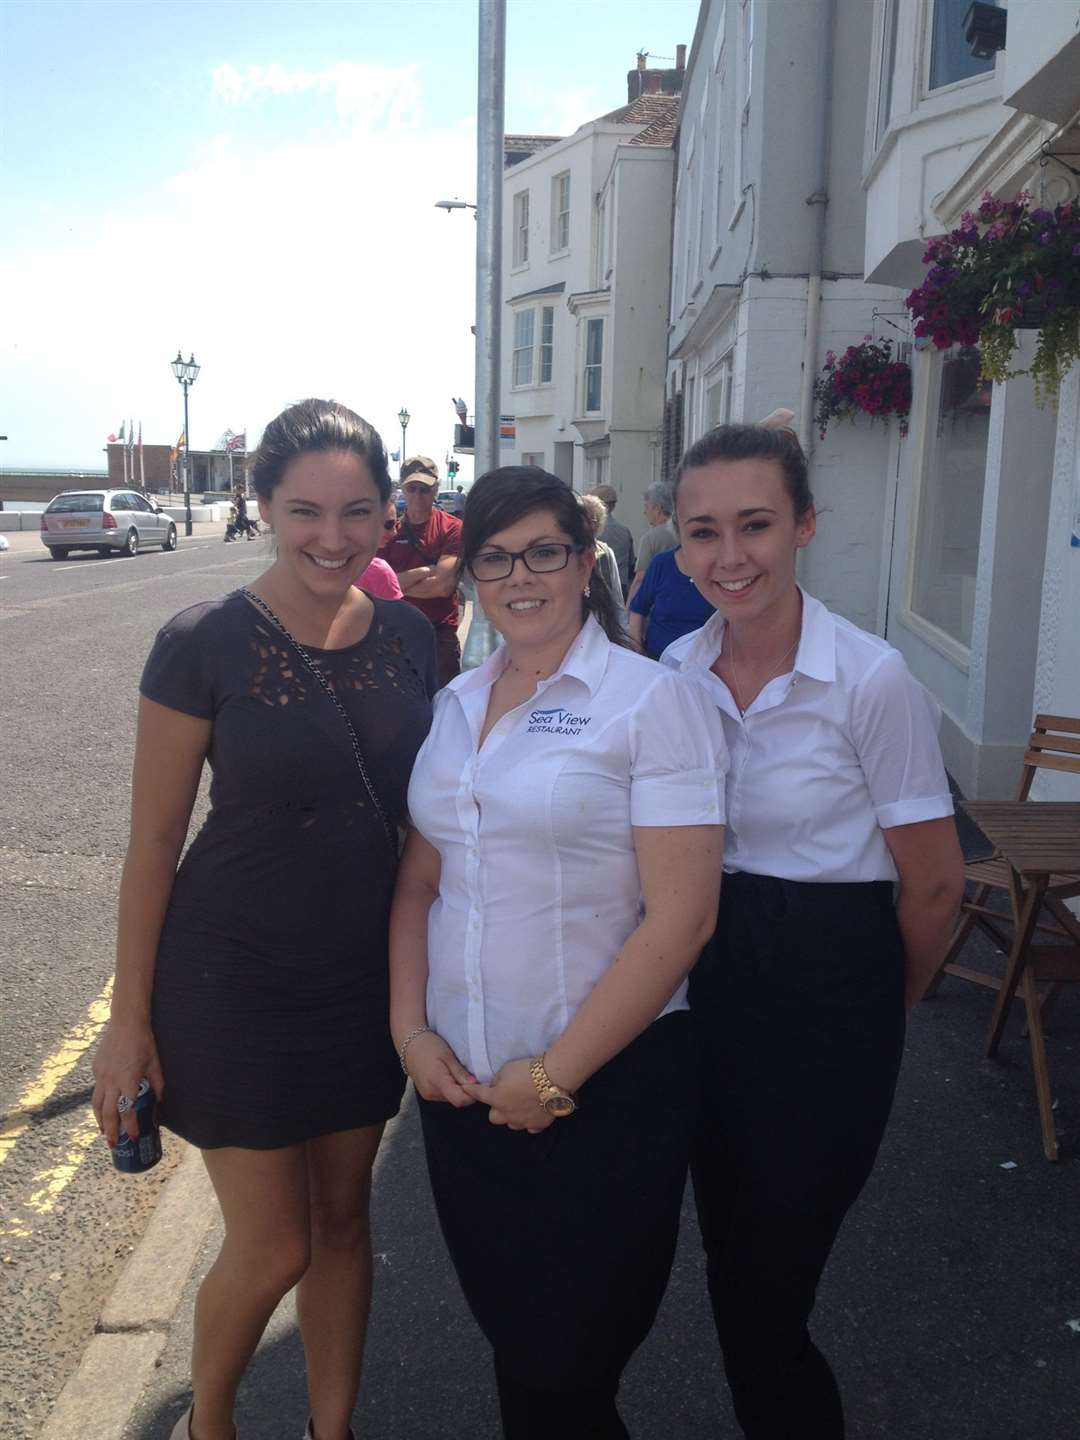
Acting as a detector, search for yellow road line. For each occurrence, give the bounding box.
[27,1106,102,1214]
[0,977,112,1167]
[1,1105,103,1239]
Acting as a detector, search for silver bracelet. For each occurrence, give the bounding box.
[398,1024,433,1075]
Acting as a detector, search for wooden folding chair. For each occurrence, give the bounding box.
[927,713,1080,997]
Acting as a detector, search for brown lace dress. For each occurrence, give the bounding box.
[139,591,436,1148]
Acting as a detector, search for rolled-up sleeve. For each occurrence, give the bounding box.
[628,671,728,827]
[850,650,954,830]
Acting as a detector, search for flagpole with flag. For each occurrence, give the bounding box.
[226,429,247,493]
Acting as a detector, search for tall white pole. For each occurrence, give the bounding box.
[475,0,505,479]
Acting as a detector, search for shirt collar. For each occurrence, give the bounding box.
[453,614,612,701]
[678,587,837,683]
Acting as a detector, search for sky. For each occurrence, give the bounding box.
[0,0,699,479]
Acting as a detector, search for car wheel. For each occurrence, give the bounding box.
[50,547,70,560]
[162,524,178,552]
[123,528,139,557]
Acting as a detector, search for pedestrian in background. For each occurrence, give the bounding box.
[590,483,635,598]
[355,500,404,599]
[380,456,463,687]
[628,539,714,660]
[627,481,677,605]
[92,399,436,1440]
[663,422,963,1440]
[390,466,726,1440]
[579,491,627,632]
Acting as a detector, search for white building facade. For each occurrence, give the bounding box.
[501,83,679,514]
[666,0,906,635]
[862,0,1080,799]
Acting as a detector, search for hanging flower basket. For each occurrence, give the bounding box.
[905,192,1080,404]
[813,336,912,440]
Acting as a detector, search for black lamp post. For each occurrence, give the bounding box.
[397,406,411,480]
[171,350,200,536]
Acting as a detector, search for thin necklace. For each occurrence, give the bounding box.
[725,629,799,716]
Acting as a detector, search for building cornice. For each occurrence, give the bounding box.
[933,111,1055,225]
[668,282,740,358]
[507,281,567,305]
[567,288,611,315]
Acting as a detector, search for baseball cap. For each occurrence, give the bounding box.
[401,455,440,485]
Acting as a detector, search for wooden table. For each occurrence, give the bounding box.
[961,801,1080,1160]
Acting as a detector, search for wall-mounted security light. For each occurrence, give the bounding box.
[963,2,1007,60]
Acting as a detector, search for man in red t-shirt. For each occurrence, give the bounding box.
[380,455,464,687]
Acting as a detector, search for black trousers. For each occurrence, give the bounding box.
[433,624,461,689]
[419,1012,695,1439]
[689,872,906,1440]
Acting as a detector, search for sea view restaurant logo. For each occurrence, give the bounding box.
[527,707,592,736]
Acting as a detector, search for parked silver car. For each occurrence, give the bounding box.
[39,489,178,559]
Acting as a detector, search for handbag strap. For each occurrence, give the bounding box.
[241,589,396,854]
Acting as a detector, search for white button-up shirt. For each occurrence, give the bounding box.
[408,616,728,1081]
[661,590,953,883]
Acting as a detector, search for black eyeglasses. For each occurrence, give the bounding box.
[468,542,584,583]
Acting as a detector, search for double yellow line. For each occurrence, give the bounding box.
[1,978,113,1238]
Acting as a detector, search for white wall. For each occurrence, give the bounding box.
[501,125,624,479]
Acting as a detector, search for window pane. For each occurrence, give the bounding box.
[584,318,603,412]
[876,0,899,142]
[514,190,529,265]
[47,492,104,512]
[586,318,603,366]
[910,346,991,647]
[540,306,554,383]
[513,308,535,386]
[553,173,570,251]
[929,0,994,90]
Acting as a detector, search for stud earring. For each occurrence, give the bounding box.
[583,584,591,599]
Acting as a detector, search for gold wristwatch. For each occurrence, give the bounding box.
[528,1055,578,1117]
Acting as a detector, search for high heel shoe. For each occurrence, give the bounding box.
[302,1423,355,1440]
[170,1407,194,1440]
[170,1404,239,1440]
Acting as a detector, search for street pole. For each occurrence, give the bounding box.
[171,352,200,537]
[475,0,505,479]
[182,382,192,537]
[397,406,411,480]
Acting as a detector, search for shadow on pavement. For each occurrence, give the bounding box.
[128,926,1080,1438]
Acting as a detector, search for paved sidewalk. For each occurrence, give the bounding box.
[110,930,1080,1440]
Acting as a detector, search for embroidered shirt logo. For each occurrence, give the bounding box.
[527,706,592,736]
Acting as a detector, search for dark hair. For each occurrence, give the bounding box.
[251,399,392,503]
[462,467,628,646]
[673,424,814,519]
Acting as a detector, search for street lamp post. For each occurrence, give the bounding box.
[171,351,201,537]
[475,0,506,478]
[397,407,411,480]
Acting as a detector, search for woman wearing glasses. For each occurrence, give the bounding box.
[390,466,727,1439]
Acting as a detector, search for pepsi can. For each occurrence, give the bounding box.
[112,1078,162,1174]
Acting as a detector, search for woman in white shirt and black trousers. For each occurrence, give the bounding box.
[390,466,727,1439]
[663,423,965,1440]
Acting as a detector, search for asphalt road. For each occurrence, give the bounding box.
[0,527,267,1439]
[4,528,1080,1439]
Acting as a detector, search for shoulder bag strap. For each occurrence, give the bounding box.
[241,589,396,855]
